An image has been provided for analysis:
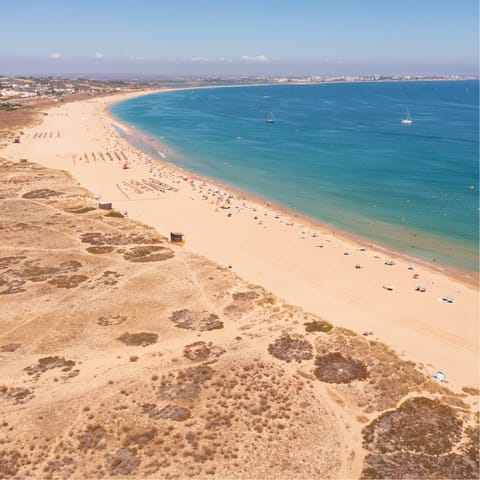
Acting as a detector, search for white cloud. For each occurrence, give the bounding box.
[130,56,146,61]
[191,56,211,62]
[241,55,269,62]
[49,52,62,60]
[191,56,234,63]
[94,52,104,59]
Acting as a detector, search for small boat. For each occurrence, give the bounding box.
[266,112,275,124]
[401,109,413,124]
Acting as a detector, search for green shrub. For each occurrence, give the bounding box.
[304,320,333,333]
[105,210,124,218]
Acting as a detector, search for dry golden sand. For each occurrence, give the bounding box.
[0,92,479,479]
[0,93,113,149]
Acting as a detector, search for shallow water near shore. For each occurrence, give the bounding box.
[111,81,479,272]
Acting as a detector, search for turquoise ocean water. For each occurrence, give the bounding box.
[110,81,479,272]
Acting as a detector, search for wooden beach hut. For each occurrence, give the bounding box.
[170,232,184,245]
[98,201,112,210]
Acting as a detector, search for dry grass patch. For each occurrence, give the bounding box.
[117,332,158,347]
[43,456,76,477]
[177,365,215,385]
[268,333,314,363]
[232,291,260,301]
[304,320,333,333]
[314,332,426,411]
[97,315,128,326]
[158,383,201,401]
[256,291,277,306]
[183,341,225,362]
[105,210,124,218]
[123,245,174,263]
[170,309,223,331]
[0,280,26,295]
[156,405,192,421]
[123,427,157,449]
[96,270,122,286]
[86,245,116,254]
[66,206,96,214]
[24,356,76,376]
[57,260,82,272]
[363,397,462,455]
[0,450,25,478]
[80,232,129,246]
[0,103,41,147]
[361,397,478,479]
[0,255,26,269]
[48,274,88,288]
[78,424,107,451]
[0,259,84,294]
[0,343,21,352]
[0,386,34,404]
[128,232,167,244]
[21,263,60,282]
[22,188,61,199]
[314,352,368,383]
[107,448,140,476]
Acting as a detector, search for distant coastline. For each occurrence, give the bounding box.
[0,74,477,102]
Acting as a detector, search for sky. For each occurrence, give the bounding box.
[1,0,478,77]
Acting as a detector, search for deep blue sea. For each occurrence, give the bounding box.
[110,81,479,272]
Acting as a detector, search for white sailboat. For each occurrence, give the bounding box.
[401,108,413,124]
[266,112,275,124]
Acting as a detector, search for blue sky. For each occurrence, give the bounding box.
[1,0,478,76]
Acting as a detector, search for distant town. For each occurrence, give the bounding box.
[0,74,476,102]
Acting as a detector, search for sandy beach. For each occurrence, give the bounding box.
[3,88,477,392]
[0,88,479,479]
